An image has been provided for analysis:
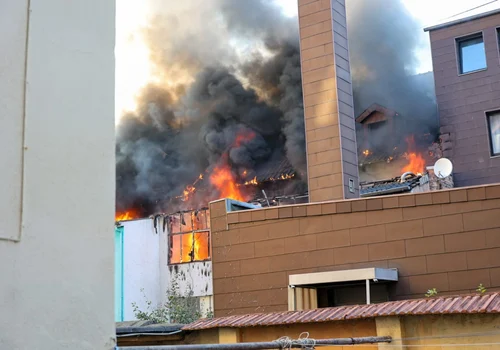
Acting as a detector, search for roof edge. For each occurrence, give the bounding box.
[424,7,500,32]
[183,292,500,331]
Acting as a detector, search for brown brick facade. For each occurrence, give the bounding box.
[428,12,500,186]
[299,0,359,201]
[210,185,500,316]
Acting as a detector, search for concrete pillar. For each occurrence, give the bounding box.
[298,0,359,201]
[376,317,404,350]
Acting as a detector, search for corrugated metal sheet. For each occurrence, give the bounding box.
[183,293,500,330]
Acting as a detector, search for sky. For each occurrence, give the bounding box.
[115,0,499,120]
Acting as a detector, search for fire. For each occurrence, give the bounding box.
[244,176,258,185]
[208,130,256,201]
[210,155,246,201]
[183,185,196,201]
[115,208,140,221]
[363,149,371,157]
[401,135,425,174]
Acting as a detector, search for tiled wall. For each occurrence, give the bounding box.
[298,0,359,201]
[210,184,500,316]
[429,12,500,186]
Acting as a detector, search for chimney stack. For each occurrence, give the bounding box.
[298,0,359,201]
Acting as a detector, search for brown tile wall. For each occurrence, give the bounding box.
[299,0,359,202]
[429,13,500,186]
[210,184,500,316]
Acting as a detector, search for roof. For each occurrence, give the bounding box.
[355,103,397,124]
[360,175,423,198]
[116,320,184,335]
[424,1,500,32]
[183,292,500,330]
[253,156,295,183]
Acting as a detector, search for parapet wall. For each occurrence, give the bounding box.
[210,184,500,316]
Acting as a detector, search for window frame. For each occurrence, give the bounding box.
[496,27,500,66]
[168,210,211,265]
[486,109,500,158]
[455,31,487,75]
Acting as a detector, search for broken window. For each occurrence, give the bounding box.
[168,209,210,264]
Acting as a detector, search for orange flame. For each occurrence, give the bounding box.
[115,208,140,221]
[210,155,246,201]
[401,136,425,174]
[209,130,256,201]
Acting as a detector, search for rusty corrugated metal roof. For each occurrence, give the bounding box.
[183,293,500,330]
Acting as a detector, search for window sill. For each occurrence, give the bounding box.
[458,67,487,76]
[168,259,211,266]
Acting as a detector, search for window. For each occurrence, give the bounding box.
[168,209,210,264]
[457,33,487,74]
[487,111,500,157]
[497,28,500,57]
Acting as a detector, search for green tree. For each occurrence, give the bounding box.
[132,278,203,324]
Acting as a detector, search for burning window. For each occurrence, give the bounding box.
[168,209,210,264]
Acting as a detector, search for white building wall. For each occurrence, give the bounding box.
[119,216,214,320]
[121,219,161,321]
[0,0,115,348]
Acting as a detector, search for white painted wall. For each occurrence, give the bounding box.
[119,216,214,320]
[121,219,161,321]
[0,0,115,348]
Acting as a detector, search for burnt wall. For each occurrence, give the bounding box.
[210,184,500,316]
[429,12,500,186]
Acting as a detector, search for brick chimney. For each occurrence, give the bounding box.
[298,0,359,201]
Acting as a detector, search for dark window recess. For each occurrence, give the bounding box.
[367,120,387,132]
[487,111,500,157]
[317,282,389,307]
[457,33,487,74]
[497,28,500,55]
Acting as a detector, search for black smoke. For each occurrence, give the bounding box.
[116,0,438,216]
[346,0,438,156]
[116,0,305,216]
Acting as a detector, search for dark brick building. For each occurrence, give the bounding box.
[425,6,500,186]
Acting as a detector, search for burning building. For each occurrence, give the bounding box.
[115,0,443,220]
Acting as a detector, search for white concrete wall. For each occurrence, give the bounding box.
[122,219,161,321]
[0,0,115,348]
[119,216,214,320]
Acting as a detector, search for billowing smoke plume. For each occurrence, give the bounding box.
[346,0,438,156]
[116,0,438,216]
[116,0,305,216]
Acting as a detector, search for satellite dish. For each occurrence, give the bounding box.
[434,158,453,178]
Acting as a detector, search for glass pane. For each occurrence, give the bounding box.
[459,36,486,73]
[489,113,500,155]
[194,231,210,261]
[181,233,194,263]
[169,235,181,264]
[181,212,193,232]
[193,210,207,231]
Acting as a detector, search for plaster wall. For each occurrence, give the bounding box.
[0,0,116,348]
[122,219,161,321]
